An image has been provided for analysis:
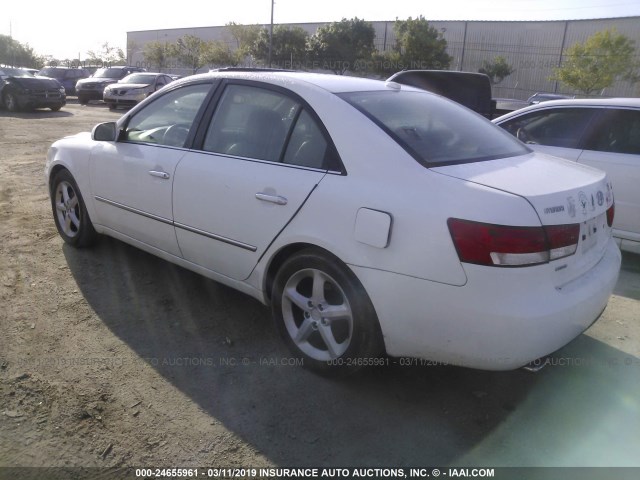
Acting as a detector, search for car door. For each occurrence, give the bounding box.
[497,107,598,161]
[89,82,213,256]
[173,82,339,280]
[578,108,640,239]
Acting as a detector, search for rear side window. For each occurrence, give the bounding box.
[583,109,640,155]
[341,90,528,166]
[499,108,596,148]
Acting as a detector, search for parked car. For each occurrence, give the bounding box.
[527,92,574,104]
[45,71,620,375]
[387,70,495,118]
[1,67,66,112]
[38,67,90,95]
[76,66,145,105]
[103,72,174,110]
[494,98,640,254]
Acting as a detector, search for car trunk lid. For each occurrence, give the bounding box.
[433,152,615,285]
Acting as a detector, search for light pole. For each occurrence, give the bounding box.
[268,0,274,67]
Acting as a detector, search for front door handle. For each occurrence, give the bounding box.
[255,192,288,205]
[149,170,170,179]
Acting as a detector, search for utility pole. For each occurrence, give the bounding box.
[268,0,274,67]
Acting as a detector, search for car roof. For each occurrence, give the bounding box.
[493,97,640,122]
[179,70,415,94]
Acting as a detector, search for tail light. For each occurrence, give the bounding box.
[447,218,580,267]
[606,203,615,227]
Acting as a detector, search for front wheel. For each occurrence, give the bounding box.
[50,169,98,247]
[4,92,20,112]
[272,249,383,376]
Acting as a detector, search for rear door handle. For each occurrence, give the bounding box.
[255,192,288,205]
[149,170,170,179]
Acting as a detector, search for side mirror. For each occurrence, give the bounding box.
[92,122,117,141]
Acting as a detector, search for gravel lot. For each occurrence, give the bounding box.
[1,101,639,477]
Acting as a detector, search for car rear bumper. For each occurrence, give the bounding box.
[351,237,621,370]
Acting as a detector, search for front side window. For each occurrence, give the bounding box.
[499,108,597,149]
[583,109,640,155]
[123,83,211,147]
[341,90,528,166]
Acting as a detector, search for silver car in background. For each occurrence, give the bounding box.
[494,98,640,254]
[103,73,174,110]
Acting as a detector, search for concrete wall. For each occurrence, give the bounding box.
[127,16,640,100]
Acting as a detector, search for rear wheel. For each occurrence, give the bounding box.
[272,249,383,376]
[78,96,89,105]
[50,169,97,247]
[51,105,62,112]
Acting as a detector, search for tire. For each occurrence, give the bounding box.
[51,105,62,112]
[50,169,98,248]
[4,92,20,112]
[271,249,383,376]
[78,96,89,105]
[108,104,116,111]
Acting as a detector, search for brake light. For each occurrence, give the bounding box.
[606,203,615,227]
[447,218,580,267]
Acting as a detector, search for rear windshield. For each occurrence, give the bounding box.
[340,90,529,166]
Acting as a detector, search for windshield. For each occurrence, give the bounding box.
[39,68,65,78]
[340,90,529,166]
[0,68,33,78]
[93,68,128,79]
[122,74,157,84]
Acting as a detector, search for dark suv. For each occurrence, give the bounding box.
[1,67,66,112]
[75,66,145,105]
[38,67,90,95]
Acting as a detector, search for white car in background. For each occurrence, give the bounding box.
[103,72,174,110]
[494,98,640,254]
[45,71,620,375]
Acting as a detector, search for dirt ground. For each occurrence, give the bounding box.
[1,101,640,479]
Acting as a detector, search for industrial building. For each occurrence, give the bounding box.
[127,16,640,100]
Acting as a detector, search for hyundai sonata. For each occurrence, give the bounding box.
[46,71,621,375]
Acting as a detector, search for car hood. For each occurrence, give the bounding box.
[105,83,151,90]
[77,77,119,85]
[431,151,613,225]
[8,77,62,89]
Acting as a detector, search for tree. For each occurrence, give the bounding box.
[201,40,238,68]
[87,42,126,65]
[226,22,261,59]
[251,26,308,68]
[307,18,375,74]
[143,41,174,71]
[373,16,451,76]
[172,35,210,74]
[0,35,41,67]
[552,28,639,95]
[479,55,514,84]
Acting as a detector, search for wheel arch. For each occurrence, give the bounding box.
[264,242,366,303]
[48,164,71,195]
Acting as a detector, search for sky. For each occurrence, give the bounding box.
[4,0,640,60]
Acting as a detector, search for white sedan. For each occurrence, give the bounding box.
[46,71,621,375]
[103,72,174,110]
[494,98,640,254]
